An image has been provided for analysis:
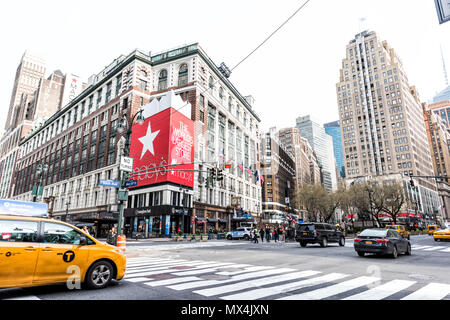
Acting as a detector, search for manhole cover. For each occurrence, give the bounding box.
[409,274,433,281]
[150,274,174,279]
[199,274,231,280]
[171,266,193,270]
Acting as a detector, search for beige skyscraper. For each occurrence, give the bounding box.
[5,51,46,132]
[336,30,440,218]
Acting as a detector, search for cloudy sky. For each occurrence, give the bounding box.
[1,0,449,133]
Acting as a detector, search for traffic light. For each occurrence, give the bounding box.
[210,168,217,180]
[410,179,415,191]
[217,169,224,181]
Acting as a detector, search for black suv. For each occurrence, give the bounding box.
[295,223,345,247]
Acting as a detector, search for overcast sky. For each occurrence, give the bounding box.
[1,0,449,133]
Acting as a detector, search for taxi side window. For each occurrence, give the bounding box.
[0,220,39,243]
[44,223,85,245]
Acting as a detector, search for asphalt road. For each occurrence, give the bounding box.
[1,235,450,300]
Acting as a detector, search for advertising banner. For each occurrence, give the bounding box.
[128,107,194,188]
[0,199,48,218]
[165,215,171,236]
[148,217,153,234]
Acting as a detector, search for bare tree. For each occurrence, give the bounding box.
[296,184,327,222]
[382,181,407,225]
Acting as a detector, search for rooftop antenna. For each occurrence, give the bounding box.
[358,17,366,35]
[441,45,449,87]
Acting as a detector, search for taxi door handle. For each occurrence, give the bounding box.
[42,247,53,252]
[25,246,36,252]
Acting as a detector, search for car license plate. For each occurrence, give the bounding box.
[303,232,308,235]
[365,241,373,244]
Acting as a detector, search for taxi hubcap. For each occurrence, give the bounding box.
[92,265,111,285]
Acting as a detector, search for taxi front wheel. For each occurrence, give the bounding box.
[85,260,114,289]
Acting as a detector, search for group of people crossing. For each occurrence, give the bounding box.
[250,225,290,243]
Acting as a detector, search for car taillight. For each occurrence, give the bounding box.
[376,239,389,243]
[354,238,361,242]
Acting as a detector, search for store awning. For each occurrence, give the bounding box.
[195,217,207,222]
[218,219,227,223]
[207,218,218,223]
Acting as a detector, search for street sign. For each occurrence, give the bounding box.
[118,188,129,201]
[125,180,138,188]
[99,180,121,188]
[435,0,450,24]
[120,156,134,173]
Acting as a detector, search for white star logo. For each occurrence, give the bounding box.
[138,121,160,159]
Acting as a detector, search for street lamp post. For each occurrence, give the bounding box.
[116,109,145,236]
[65,199,71,222]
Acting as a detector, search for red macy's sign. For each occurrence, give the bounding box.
[128,107,194,188]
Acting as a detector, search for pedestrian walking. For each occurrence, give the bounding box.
[265,227,271,242]
[253,229,259,243]
[259,228,265,242]
[106,227,117,245]
[273,229,278,242]
[82,225,91,236]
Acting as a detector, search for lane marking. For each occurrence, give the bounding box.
[168,268,296,291]
[279,276,380,300]
[222,273,349,300]
[401,283,450,300]
[194,270,321,297]
[215,266,275,276]
[343,279,416,300]
[423,246,446,251]
[145,276,202,287]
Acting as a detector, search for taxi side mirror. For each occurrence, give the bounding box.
[80,236,88,245]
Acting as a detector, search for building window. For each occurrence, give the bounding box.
[178,64,188,86]
[158,69,168,91]
[139,79,147,91]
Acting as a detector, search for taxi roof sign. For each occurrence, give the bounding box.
[0,199,48,218]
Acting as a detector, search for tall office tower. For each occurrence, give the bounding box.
[324,120,345,178]
[423,103,450,221]
[296,115,337,192]
[336,30,440,217]
[260,129,297,224]
[428,100,450,125]
[5,51,46,132]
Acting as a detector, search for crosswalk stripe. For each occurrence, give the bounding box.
[4,295,41,300]
[172,264,251,276]
[279,276,380,300]
[343,279,416,300]
[125,277,156,283]
[126,259,175,266]
[401,283,450,300]
[126,261,208,274]
[215,266,275,276]
[411,245,433,250]
[145,276,202,287]
[194,270,321,297]
[126,260,189,269]
[124,262,237,279]
[126,257,171,262]
[441,248,450,252]
[423,246,446,251]
[223,273,348,300]
[168,268,296,291]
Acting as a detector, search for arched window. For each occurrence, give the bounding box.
[158,69,168,91]
[228,97,232,112]
[140,70,147,78]
[178,64,188,86]
[209,76,214,89]
[219,87,224,100]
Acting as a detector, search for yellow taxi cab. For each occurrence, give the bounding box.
[0,201,126,290]
[433,228,450,241]
[385,224,410,240]
[427,224,439,235]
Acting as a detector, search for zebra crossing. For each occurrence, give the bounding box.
[124,256,450,300]
[126,241,247,252]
